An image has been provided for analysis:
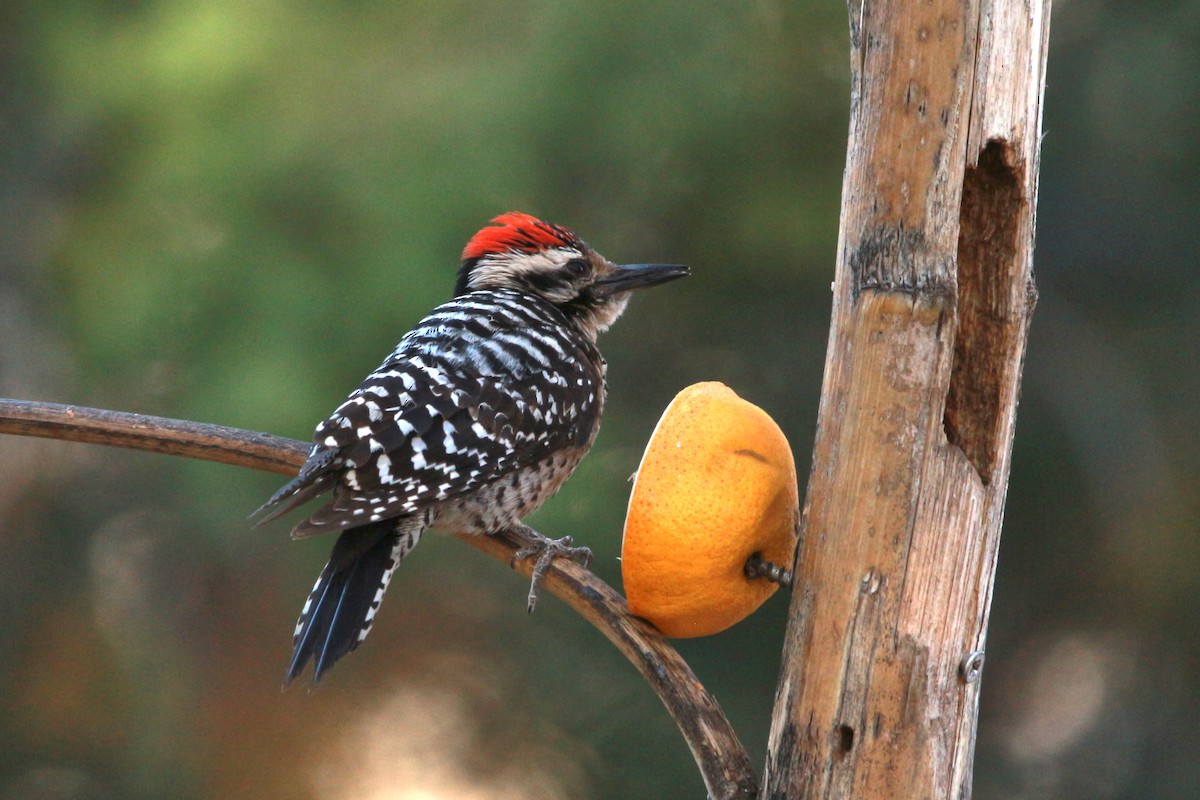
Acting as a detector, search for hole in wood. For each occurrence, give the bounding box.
[944,138,1026,484]
[836,724,855,755]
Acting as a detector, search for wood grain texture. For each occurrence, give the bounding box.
[763,0,1050,796]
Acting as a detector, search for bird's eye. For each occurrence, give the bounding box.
[565,258,590,278]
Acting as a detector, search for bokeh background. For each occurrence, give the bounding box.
[2,1,1197,798]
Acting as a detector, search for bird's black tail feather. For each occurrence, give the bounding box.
[285,518,422,685]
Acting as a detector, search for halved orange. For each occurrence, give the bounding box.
[621,382,799,637]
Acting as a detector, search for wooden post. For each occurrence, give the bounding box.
[762,0,1050,796]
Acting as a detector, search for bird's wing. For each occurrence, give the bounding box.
[257,297,604,537]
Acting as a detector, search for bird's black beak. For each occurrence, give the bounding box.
[592,263,690,298]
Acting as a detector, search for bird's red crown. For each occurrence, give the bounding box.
[461,212,582,261]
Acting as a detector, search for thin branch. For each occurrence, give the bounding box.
[0,399,311,472]
[0,397,757,799]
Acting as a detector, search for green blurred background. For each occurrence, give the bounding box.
[1,1,1197,798]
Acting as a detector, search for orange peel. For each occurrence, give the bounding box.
[621,382,799,638]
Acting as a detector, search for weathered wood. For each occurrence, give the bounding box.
[762,0,1049,796]
[0,398,758,799]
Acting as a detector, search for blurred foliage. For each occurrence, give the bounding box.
[1,0,1198,798]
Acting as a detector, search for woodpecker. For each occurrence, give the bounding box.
[255,212,687,684]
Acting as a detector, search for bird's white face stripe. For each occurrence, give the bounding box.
[467,247,585,303]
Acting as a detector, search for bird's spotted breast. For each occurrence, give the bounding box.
[432,447,592,535]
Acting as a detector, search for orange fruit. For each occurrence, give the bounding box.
[621,382,799,637]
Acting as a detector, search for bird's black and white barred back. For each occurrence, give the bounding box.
[263,290,607,536]
[256,212,687,684]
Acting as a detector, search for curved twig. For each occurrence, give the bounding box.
[0,397,757,799]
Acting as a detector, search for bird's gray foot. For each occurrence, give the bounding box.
[505,525,593,612]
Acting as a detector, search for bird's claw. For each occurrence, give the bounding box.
[510,534,593,612]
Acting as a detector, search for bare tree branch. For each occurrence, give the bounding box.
[761,0,1049,796]
[0,398,310,472]
[0,397,758,799]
